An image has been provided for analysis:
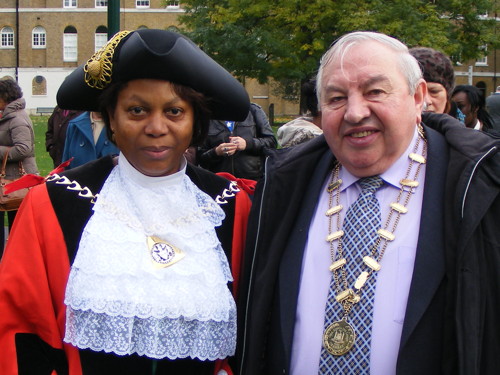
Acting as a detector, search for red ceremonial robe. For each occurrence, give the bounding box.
[0,156,253,375]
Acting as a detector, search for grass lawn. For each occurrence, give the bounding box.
[31,115,54,176]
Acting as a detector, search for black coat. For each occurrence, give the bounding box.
[237,113,500,375]
[198,103,277,180]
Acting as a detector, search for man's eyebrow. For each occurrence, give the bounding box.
[323,85,343,95]
[322,74,392,95]
[361,75,392,89]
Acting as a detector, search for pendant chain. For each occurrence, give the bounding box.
[326,124,427,318]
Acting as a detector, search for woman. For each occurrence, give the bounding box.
[409,47,455,114]
[0,78,38,258]
[452,84,495,131]
[0,29,252,374]
[62,111,119,169]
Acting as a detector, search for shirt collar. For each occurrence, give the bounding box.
[117,152,187,189]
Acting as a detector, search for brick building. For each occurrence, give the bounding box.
[455,47,500,98]
[0,0,297,116]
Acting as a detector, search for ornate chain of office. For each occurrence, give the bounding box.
[322,124,427,356]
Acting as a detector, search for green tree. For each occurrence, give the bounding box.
[179,0,498,86]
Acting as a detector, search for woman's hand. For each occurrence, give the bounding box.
[216,142,238,157]
[229,136,247,151]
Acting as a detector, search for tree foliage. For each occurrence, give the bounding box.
[179,0,498,86]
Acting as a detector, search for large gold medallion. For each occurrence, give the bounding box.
[323,319,356,356]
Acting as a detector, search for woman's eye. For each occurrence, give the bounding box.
[167,108,183,116]
[130,106,145,115]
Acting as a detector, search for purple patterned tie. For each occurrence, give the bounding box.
[319,176,383,374]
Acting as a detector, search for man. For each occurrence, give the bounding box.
[277,79,323,148]
[485,85,500,131]
[45,106,83,167]
[237,31,500,375]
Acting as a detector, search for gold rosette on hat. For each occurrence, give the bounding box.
[83,30,131,90]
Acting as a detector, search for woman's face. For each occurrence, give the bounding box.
[452,91,476,128]
[0,98,7,111]
[109,79,194,177]
[424,82,448,114]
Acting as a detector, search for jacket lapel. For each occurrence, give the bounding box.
[277,149,335,366]
[399,126,448,347]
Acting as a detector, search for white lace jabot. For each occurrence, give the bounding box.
[64,153,236,360]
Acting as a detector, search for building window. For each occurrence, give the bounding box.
[32,75,47,96]
[64,0,77,8]
[136,0,150,8]
[476,45,488,66]
[166,0,180,9]
[95,0,107,7]
[1,27,14,48]
[95,26,108,51]
[32,26,47,49]
[63,26,78,62]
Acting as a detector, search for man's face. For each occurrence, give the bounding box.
[319,41,426,177]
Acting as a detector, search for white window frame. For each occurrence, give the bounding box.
[95,0,107,7]
[166,0,180,9]
[1,27,14,48]
[64,0,77,8]
[95,32,108,52]
[136,0,150,8]
[476,45,488,66]
[32,26,47,49]
[63,33,78,62]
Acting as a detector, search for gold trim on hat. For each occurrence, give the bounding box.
[83,30,131,90]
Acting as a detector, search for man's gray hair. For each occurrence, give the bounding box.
[316,31,422,105]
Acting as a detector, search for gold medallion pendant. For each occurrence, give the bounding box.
[147,236,185,268]
[323,319,356,356]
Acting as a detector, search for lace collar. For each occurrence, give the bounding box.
[64,153,236,360]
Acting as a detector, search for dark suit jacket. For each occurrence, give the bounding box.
[238,126,450,375]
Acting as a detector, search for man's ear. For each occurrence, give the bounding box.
[414,79,427,123]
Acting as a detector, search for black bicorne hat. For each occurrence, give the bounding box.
[57,29,250,121]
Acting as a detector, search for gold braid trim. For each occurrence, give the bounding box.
[83,30,131,90]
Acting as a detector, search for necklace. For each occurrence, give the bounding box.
[322,125,427,356]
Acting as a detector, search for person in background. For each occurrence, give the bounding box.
[448,100,466,124]
[237,31,500,375]
[452,84,495,131]
[409,47,456,115]
[62,111,119,169]
[0,78,38,258]
[45,105,83,167]
[198,102,277,180]
[277,79,323,148]
[0,29,253,374]
[485,85,500,131]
